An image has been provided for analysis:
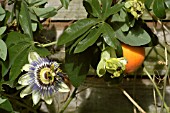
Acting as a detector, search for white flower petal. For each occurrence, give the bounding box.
[18,74,31,85]
[44,96,53,105]
[21,64,30,72]
[28,52,40,63]
[20,86,32,98]
[32,91,41,105]
[58,82,70,92]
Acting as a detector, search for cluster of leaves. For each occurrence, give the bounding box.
[0,0,67,112]
[57,0,170,88]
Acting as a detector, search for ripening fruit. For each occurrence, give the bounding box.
[121,43,145,73]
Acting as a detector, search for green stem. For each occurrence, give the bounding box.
[161,22,169,112]
[37,41,58,47]
[153,74,158,113]
[59,88,78,113]
[161,64,169,112]
[143,67,170,113]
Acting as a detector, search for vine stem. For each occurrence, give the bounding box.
[161,21,169,112]
[59,88,78,113]
[143,67,170,113]
[118,87,146,113]
[37,41,58,47]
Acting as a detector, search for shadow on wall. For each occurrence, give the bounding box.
[63,77,170,113]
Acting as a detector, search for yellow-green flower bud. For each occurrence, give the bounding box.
[125,0,145,19]
[105,57,127,78]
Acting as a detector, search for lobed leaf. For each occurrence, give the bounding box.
[100,0,112,17]
[74,24,103,53]
[19,1,33,38]
[9,48,30,82]
[83,0,101,18]
[32,46,50,57]
[26,0,47,6]
[3,32,32,77]
[69,29,91,53]
[5,32,32,47]
[57,18,100,46]
[105,3,124,20]
[102,22,117,48]
[32,7,57,18]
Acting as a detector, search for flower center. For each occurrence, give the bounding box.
[39,67,55,85]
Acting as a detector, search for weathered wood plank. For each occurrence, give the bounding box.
[47,0,170,20]
[47,0,87,20]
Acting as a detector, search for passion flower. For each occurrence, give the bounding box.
[18,52,70,105]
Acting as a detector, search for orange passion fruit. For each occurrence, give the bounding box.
[121,43,145,74]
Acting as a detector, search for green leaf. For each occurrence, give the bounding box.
[116,25,151,46]
[3,11,11,25]
[0,39,7,61]
[5,32,32,47]
[7,42,30,80]
[91,0,101,17]
[19,1,33,38]
[105,3,124,19]
[112,9,127,22]
[144,0,153,9]
[74,23,103,53]
[3,32,32,77]
[4,32,50,80]
[64,50,90,88]
[0,97,13,112]
[26,0,47,6]
[69,29,91,53]
[32,7,57,18]
[83,0,101,18]
[102,23,117,48]
[28,8,39,21]
[9,48,30,82]
[32,46,50,56]
[60,0,70,9]
[100,0,112,16]
[0,6,5,21]
[111,13,125,22]
[0,26,6,35]
[57,18,100,45]
[153,0,166,19]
